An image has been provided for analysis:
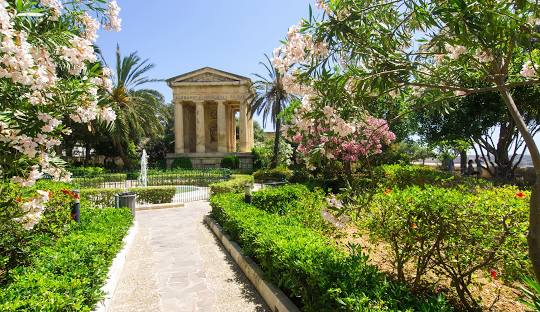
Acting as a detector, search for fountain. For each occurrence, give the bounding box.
[138,149,148,187]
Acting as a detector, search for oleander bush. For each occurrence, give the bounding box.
[210,193,451,312]
[209,174,253,195]
[362,185,529,309]
[221,155,240,169]
[81,186,177,207]
[0,207,133,311]
[253,166,293,182]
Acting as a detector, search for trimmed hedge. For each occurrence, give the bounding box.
[72,169,229,188]
[68,166,105,177]
[252,184,308,215]
[81,186,177,207]
[171,157,193,169]
[0,207,133,311]
[253,167,292,182]
[372,164,490,190]
[0,180,74,283]
[72,173,127,187]
[221,155,240,169]
[209,174,253,195]
[252,184,332,233]
[210,193,450,312]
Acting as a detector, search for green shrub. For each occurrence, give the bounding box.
[81,186,177,207]
[80,188,117,208]
[221,155,240,169]
[252,184,308,214]
[0,181,74,284]
[72,173,127,188]
[252,145,271,169]
[372,164,454,189]
[210,193,450,312]
[0,207,132,311]
[131,187,176,204]
[209,174,253,195]
[372,164,490,190]
[253,166,292,182]
[146,172,225,187]
[363,185,529,309]
[68,166,105,177]
[171,157,193,169]
[252,184,331,233]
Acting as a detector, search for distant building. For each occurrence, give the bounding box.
[165,67,255,168]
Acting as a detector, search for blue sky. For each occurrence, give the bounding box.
[95,1,539,154]
[96,0,312,131]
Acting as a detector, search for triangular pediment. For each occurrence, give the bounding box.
[167,67,251,85]
[181,72,239,83]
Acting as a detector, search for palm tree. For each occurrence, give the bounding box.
[107,45,166,168]
[250,54,295,168]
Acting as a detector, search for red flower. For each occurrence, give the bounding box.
[411,223,418,229]
[384,188,392,195]
[515,192,526,199]
[489,268,497,279]
[61,189,79,200]
[15,197,22,203]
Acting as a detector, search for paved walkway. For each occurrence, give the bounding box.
[109,201,269,312]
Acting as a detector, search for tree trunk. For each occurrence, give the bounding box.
[84,142,91,165]
[495,120,516,180]
[117,144,131,170]
[271,115,282,169]
[498,86,540,281]
[460,149,467,175]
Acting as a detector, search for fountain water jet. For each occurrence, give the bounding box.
[138,149,148,187]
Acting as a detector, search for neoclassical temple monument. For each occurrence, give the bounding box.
[165,67,255,168]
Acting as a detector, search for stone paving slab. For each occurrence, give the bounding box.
[108,201,269,312]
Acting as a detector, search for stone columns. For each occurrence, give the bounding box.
[174,101,184,153]
[217,101,227,152]
[231,109,237,152]
[239,101,248,152]
[247,108,254,150]
[195,101,205,153]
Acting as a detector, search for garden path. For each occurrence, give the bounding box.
[108,201,269,312]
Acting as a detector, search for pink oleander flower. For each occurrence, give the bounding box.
[99,106,117,123]
[445,44,467,60]
[81,12,100,42]
[520,61,537,78]
[104,0,122,32]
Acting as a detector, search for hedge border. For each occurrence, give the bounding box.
[92,221,139,312]
[204,216,300,312]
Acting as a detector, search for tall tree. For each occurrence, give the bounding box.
[107,46,166,168]
[418,87,540,179]
[273,0,540,282]
[250,54,296,168]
